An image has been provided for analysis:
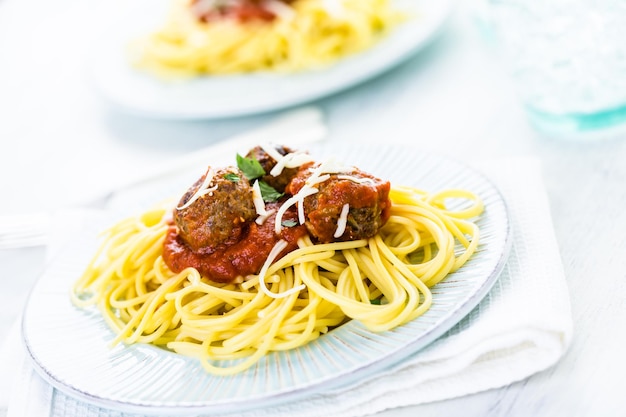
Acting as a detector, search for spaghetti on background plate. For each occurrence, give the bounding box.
[88,0,451,118]
[72,144,484,375]
[131,0,406,76]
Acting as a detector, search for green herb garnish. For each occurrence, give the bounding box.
[370,299,382,305]
[281,219,298,228]
[224,173,240,182]
[258,180,283,202]
[236,153,265,180]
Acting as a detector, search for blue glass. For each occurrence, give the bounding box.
[526,103,626,136]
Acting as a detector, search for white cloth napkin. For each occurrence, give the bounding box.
[2,157,572,417]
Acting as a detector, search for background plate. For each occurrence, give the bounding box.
[88,0,452,119]
[22,143,511,415]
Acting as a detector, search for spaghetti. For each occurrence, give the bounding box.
[72,178,483,375]
[130,0,405,77]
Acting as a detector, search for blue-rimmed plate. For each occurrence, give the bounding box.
[22,142,511,415]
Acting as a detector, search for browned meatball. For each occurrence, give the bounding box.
[174,167,256,252]
[286,166,392,243]
[245,145,309,193]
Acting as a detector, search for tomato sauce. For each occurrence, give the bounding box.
[163,202,307,283]
[191,0,295,23]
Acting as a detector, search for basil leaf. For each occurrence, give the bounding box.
[281,219,298,228]
[236,153,265,180]
[224,173,240,182]
[370,299,382,305]
[258,180,283,202]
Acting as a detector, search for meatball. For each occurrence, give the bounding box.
[286,166,391,243]
[245,145,310,193]
[174,166,256,252]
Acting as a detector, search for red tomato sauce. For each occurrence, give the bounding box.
[162,202,307,283]
[191,0,295,23]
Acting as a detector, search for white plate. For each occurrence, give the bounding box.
[88,0,452,119]
[22,143,511,415]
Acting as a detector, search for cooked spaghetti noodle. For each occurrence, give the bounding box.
[131,0,405,76]
[72,185,483,375]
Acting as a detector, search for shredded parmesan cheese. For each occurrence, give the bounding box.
[297,193,307,225]
[259,142,284,161]
[306,173,331,186]
[274,186,319,234]
[310,157,353,177]
[336,174,376,185]
[252,180,275,224]
[259,142,315,177]
[258,240,305,299]
[334,203,350,238]
[270,152,314,177]
[176,168,218,210]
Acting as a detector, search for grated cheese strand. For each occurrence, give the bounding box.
[310,157,354,177]
[258,239,305,299]
[176,168,218,210]
[336,174,376,185]
[252,180,275,225]
[274,186,319,234]
[269,152,315,177]
[306,173,330,187]
[259,142,315,177]
[259,142,284,162]
[334,203,350,238]
[297,192,307,225]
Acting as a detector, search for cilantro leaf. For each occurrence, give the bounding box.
[258,180,283,202]
[236,153,265,180]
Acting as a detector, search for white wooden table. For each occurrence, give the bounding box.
[1,1,625,416]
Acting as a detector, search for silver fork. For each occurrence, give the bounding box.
[0,107,328,249]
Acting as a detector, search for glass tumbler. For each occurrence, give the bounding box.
[487,0,626,138]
